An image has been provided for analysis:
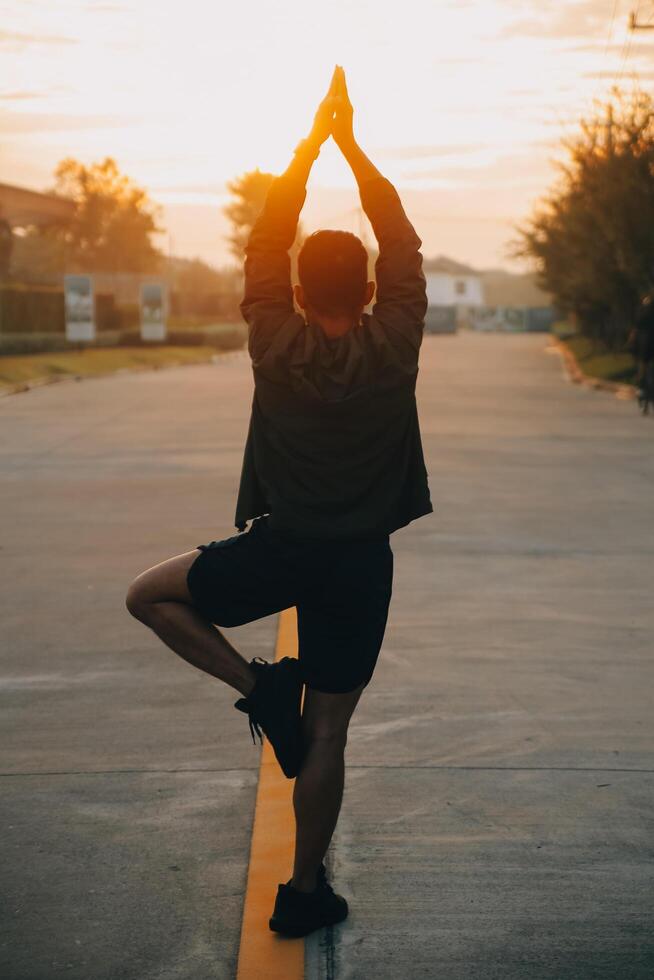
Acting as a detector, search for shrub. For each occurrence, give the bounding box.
[0,284,65,334]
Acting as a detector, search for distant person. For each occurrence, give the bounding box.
[630,293,654,402]
[126,65,432,937]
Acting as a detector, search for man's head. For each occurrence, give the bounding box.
[294,230,375,328]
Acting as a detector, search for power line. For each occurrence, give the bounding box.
[617,31,634,82]
[556,0,624,145]
[609,2,631,90]
[338,208,517,226]
[418,213,516,225]
[577,0,622,134]
[604,0,622,57]
[619,1,654,97]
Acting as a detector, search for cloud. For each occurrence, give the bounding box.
[437,55,478,65]
[373,143,484,160]
[0,112,137,133]
[584,69,654,82]
[501,1,607,40]
[152,182,227,196]
[573,41,654,58]
[401,151,557,188]
[0,30,77,50]
[0,91,43,101]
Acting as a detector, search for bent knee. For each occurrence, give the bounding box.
[125,550,199,622]
[125,580,151,622]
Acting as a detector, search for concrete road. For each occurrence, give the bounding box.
[1,334,653,979]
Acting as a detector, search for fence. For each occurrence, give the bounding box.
[468,306,556,333]
[0,281,245,354]
[425,305,556,334]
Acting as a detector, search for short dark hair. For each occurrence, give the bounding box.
[297,230,368,316]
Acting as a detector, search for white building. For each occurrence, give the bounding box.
[423,255,484,309]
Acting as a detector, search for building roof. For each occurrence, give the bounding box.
[423,254,479,277]
[0,182,74,227]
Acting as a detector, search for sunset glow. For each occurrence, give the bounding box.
[1,0,651,268]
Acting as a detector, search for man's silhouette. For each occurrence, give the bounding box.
[126,65,432,937]
[630,293,654,404]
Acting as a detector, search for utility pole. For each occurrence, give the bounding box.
[629,8,654,30]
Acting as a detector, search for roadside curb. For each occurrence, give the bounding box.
[0,347,246,399]
[548,336,636,401]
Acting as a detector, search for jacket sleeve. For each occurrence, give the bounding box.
[359,177,428,362]
[239,175,307,362]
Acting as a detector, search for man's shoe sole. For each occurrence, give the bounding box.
[268,905,348,938]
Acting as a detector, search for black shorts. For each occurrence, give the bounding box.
[186,515,394,693]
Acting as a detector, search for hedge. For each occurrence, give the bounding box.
[0,285,145,336]
[0,284,246,351]
[0,284,64,334]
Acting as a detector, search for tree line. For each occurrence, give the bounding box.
[515,87,654,349]
[4,156,281,296]
[13,84,652,347]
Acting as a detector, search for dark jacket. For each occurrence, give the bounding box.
[235,173,433,539]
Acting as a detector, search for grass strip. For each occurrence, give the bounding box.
[0,345,236,390]
[557,333,636,385]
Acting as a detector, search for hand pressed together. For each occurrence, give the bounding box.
[307,64,356,151]
[329,65,355,150]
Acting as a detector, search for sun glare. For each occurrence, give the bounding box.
[0,0,644,268]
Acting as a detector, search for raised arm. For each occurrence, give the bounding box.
[331,67,428,358]
[240,69,340,362]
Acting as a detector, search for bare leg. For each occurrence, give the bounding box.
[125,550,255,697]
[291,683,365,892]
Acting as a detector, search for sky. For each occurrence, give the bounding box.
[1,0,653,271]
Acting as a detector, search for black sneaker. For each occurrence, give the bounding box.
[234,656,304,778]
[269,877,348,937]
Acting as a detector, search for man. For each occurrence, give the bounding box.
[630,293,654,408]
[126,65,432,937]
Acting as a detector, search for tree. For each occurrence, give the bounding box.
[513,88,654,348]
[44,156,164,274]
[223,168,304,265]
[171,255,225,295]
[166,255,239,316]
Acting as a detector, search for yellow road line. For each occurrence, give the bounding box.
[236,607,304,979]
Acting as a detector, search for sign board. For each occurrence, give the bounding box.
[140,282,167,341]
[64,274,95,341]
